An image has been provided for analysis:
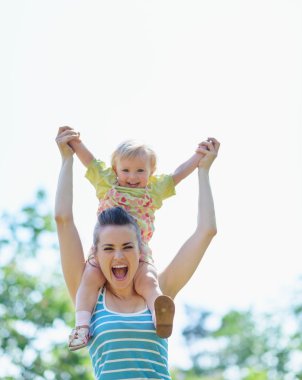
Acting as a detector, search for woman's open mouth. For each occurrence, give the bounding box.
[111,265,128,280]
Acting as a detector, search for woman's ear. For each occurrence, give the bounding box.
[87,245,100,267]
[88,243,96,254]
[94,255,100,267]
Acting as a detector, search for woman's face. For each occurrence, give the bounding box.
[95,224,140,290]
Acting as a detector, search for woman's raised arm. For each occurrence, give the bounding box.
[159,138,220,299]
[55,127,86,304]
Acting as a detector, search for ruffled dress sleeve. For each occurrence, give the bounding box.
[148,174,176,209]
[85,159,117,199]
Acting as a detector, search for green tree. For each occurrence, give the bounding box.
[181,302,302,380]
[0,190,93,380]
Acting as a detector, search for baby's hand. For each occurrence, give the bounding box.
[197,138,220,169]
[64,127,81,149]
[195,139,210,156]
[56,126,79,158]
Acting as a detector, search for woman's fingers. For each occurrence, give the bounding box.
[56,126,74,136]
[197,137,220,169]
[196,146,209,154]
[57,127,78,138]
[198,140,213,152]
[58,133,80,145]
[207,137,220,153]
[56,127,80,145]
[56,127,79,157]
[198,138,220,153]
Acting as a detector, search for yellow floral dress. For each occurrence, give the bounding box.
[86,159,176,263]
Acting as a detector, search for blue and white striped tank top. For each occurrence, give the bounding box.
[88,288,171,380]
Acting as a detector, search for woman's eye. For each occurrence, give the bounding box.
[104,247,113,252]
[124,245,133,250]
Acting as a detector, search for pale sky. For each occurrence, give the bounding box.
[1,0,302,370]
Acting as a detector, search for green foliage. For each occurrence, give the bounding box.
[171,367,224,380]
[0,190,94,380]
[182,301,302,380]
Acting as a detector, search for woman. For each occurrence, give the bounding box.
[55,127,220,379]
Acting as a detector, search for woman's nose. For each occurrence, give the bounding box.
[114,250,123,258]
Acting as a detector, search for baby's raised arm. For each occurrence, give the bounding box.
[172,141,208,186]
[67,128,95,168]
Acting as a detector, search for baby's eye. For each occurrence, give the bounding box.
[122,169,129,173]
[137,169,145,173]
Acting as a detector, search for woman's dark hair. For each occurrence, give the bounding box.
[98,207,140,230]
[89,207,142,265]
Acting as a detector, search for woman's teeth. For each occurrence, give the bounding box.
[112,265,128,280]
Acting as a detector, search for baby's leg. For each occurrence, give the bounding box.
[69,261,106,351]
[134,262,175,338]
[76,261,105,319]
[134,261,162,319]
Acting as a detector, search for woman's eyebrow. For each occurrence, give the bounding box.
[122,242,133,246]
[101,242,134,248]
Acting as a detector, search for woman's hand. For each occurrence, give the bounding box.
[196,137,220,170]
[55,126,80,159]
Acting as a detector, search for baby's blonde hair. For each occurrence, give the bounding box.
[111,140,157,174]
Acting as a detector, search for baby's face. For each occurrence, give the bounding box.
[115,156,151,188]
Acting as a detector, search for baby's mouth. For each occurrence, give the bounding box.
[112,265,128,280]
[127,182,140,188]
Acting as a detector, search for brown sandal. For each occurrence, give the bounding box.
[154,295,175,338]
